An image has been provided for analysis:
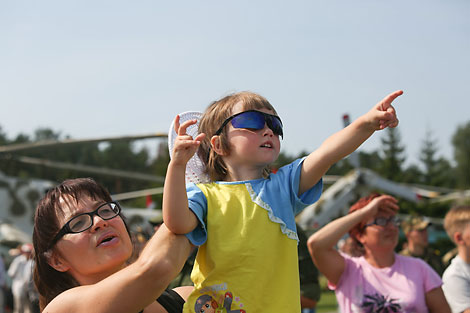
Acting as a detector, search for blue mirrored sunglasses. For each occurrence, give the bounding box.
[364,216,401,228]
[214,110,283,138]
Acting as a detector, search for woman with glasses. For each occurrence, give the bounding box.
[307,193,450,313]
[32,178,193,313]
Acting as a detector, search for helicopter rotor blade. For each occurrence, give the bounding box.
[0,133,168,154]
[112,187,164,201]
[8,155,165,183]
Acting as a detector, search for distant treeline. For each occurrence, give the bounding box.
[1,122,469,213]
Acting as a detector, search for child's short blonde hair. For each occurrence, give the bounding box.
[444,205,470,243]
[198,91,278,181]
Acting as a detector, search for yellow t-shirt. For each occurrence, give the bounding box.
[184,159,322,313]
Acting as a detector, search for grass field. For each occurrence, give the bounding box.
[316,290,338,313]
[314,275,338,313]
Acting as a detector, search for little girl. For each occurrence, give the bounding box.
[163,90,402,312]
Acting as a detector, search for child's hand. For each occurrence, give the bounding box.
[365,90,403,131]
[171,115,206,166]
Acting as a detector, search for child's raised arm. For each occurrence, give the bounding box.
[163,115,205,234]
[299,90,403,195]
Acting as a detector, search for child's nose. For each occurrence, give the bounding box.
[262,123,274,136]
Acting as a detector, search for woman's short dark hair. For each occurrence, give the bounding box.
[32,178,129,310]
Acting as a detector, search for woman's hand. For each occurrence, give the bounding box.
[359,195,399,221]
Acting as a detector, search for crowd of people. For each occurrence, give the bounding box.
[6,197,468,313]
[4,89,467,312]
[0,243,38,313]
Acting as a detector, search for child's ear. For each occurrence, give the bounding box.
[47,251,70,273]
[210,135,226,156]
[454,232,464,245]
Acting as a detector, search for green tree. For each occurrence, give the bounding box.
[358,150,383,172]
[326,158,354,176]
[0,126,7,145]
[146,141,170,209]
[417,129,455,187]
[419,129,439,184]
[99,141,152,194]
[0,128,32,177]
[149,141,170,178]
[401,164,422,184]
[379,127,406,181]
[452,121,470,188]
[273,150,301,169]
[1,126,159,195]
[0,126,10,175]
[12,133,30,144]
[34,128,61,141]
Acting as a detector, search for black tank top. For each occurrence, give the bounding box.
[138,289,185,313]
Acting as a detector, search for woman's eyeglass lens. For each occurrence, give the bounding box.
[51,202,121,245]
[215,110,283,138]
[364,216,401,228]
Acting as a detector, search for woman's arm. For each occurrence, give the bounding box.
[425,287,451,313]
[44,224,193,313]
[308,208,363,285]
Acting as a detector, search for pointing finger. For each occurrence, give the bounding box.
[381,90,403,111]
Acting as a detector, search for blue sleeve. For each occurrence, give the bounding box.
[184,183,208,246]
[277,157,323,215]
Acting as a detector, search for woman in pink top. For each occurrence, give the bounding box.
[308,193,450,313]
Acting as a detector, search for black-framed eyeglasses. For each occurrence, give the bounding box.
[51,201,121,247]
[364,216,401,228]
[214,110,283,138]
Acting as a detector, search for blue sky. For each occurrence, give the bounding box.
[1,0,469,168]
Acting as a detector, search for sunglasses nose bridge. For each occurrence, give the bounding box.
[262,119,274,134]
[265,116,282,137]
[265,116,273,129]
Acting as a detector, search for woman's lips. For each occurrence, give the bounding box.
[96,231,118,246]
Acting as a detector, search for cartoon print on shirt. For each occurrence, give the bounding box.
[194,292,246,313]
[194,294,217,313]
[361,293,402,313]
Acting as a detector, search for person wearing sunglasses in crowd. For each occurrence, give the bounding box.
[307,193,451,313]
[163,90,403,312]
[32,178,193,313]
